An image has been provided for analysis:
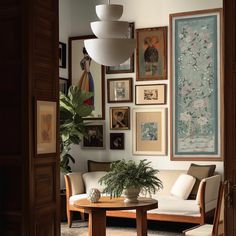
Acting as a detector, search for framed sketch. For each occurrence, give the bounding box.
[133,108,167,155]
[59,77,68,94]
[107,78,133,103]
[170,9,223,160]
[136,27,167,81]
[135,84,167,105]
[36,100,57,155]
[59,42,66,68]
[106,23,135,74]
[69,35,105,120]
[110,133,125,150]
[82,123,105,149]
[110,107,130,130]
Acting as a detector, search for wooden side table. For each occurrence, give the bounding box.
[74,197,157,236]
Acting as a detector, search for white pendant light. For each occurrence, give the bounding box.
[84,1,136,66]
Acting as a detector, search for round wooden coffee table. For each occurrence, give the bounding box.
[74,197,158,236]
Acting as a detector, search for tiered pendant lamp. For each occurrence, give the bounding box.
[84,1,136,66]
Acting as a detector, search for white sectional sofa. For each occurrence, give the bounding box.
[64,169,221,227]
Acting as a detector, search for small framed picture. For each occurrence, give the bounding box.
[136,27,167,81]
[36,100,57,155]
[106,23,135,74]
[110,133,125,150]
[59,77,68,94]
[59,42,66,68]
[107,78,133,103]
[133,108,167,155]
[110,107,130,130]
[135,84,167,105]
[82,123,105,149]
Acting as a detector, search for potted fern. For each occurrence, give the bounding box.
[99,159,163,203]
[60,86,93,173]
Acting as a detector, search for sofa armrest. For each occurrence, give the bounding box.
[64,172,85,198]
[196,175,221,205]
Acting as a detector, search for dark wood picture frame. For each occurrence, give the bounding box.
[106,23,135,74]
[69,35,105,120]
[81,122,105,149]
[107,78,133,103]
[110,106,130,130]
[110,133,125,150]
[59,42,66,68]
[136,27,167,81]
[59,77,68,94]
[135,84,167,105]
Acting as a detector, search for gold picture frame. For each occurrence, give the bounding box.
[36,100,57,155]
[133,108,167,155]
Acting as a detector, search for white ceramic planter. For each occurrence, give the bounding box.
[123,187,140,203]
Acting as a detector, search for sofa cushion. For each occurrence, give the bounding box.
[170,174,196,199]
[88,160,111,172]
[187,163,216,199]
[82,171,107,194]
[148,196,200,216]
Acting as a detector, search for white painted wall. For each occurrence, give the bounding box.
[60,0,224,184]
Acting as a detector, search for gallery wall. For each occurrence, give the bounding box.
[59,0,223,185]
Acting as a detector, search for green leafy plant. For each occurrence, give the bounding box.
[99,159,163,198]
[60,86,93,173]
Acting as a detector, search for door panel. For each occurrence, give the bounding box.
[224,0,236,235]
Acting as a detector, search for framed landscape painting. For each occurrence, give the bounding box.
[170,9,223,160]
[133,108,167,155]
[136,27,167,81]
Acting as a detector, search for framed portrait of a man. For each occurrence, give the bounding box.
[110,107,130,130]
[81,123,105,149]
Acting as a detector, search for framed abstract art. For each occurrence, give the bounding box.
[170,9,223,160]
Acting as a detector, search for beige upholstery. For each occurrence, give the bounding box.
[183,224,213,236]
[65,169,221,227]
[183,183,224,236]
[67,172,84,195]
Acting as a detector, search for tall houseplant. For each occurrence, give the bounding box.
[60,86,93,172]
[99,159,163,202]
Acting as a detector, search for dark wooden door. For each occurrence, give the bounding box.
[224,0,236,235]
[0,0,60,235]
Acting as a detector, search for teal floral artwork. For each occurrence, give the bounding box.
[171,10,222,159]
[141,122,158,141]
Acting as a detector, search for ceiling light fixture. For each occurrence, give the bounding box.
[84,0,136,66]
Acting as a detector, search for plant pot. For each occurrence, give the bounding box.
[123,187,140,203]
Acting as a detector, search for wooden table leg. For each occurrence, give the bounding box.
[136,209,147,236]
[88,209,106,236]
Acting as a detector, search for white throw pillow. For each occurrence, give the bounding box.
[82,171,107,194]
[170,174,196,200]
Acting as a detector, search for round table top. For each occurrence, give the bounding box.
[73,197,158,211]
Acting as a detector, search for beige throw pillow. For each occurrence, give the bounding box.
[170,174,196,200]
